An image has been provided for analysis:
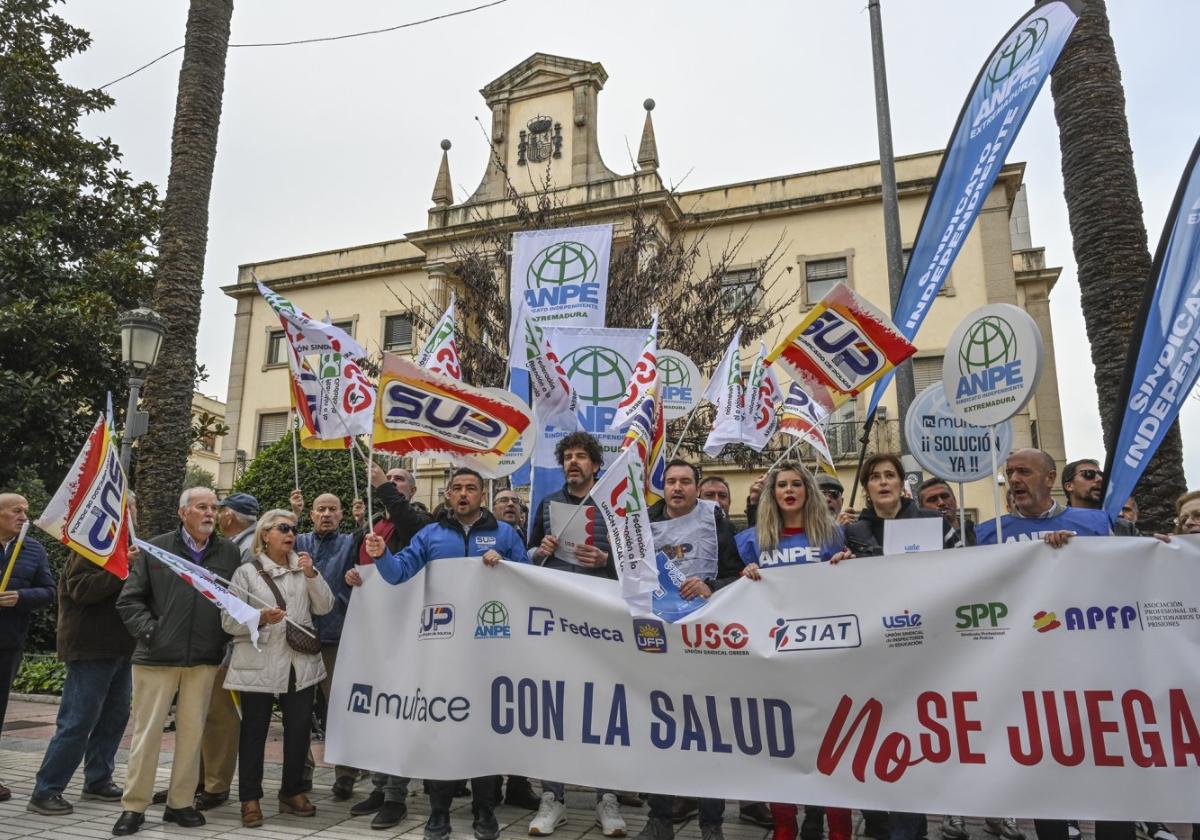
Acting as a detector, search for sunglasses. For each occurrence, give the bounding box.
[270,523,296,534]
[822,488,843,499]
[1073,469,1103,481]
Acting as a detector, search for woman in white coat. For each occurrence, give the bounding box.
[223,509,334,828]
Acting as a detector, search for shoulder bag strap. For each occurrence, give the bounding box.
[257,567,288,610]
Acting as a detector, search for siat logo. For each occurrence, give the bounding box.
[524,241,601,308]
[955,316,1022,399]
[560,346,633,430]
[799,310,885,391]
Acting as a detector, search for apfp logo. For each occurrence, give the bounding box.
[524,241,601,309]
[418,604,455,640]
[475,600,511,639]
[560,345,633,430]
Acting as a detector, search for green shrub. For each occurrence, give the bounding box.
[13,655,66,695]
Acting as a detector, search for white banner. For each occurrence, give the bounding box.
[328,537,1200,821]
[508,225,612,370]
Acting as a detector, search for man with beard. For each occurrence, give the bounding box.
[1062,459,1137,535]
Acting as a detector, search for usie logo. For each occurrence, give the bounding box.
[348,683,373,714]
[882,610,922,629]
[770,615,861,652]
[418,604,455,640]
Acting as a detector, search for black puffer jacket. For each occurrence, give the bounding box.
[844,498,958,557]
[116,528,242,667]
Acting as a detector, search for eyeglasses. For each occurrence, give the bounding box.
[822,489,843,499]
[270,523,296,534]
[1179,511,1200,524]
[1073,469,1103,481]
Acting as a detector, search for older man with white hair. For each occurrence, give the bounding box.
[0,492,56,803]
[112,488,242,836]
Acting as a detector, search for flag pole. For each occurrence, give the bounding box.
[767,439,801,474]
[289,410,301,493]
[667,404,701,461]
[349,444,359,505]
[365,437,375,527]
[0,522,30,592]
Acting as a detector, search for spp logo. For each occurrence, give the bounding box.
[882,610,922,630]
[523,241,601,309]
[633,618,668,653]
[1034,605,1140,632]
[348,683,373,714]
[418,604,455,640]
[475,600,511,639]
[798,310,885,391]
[383,383,505,452]
[955,602,1009,639]
[680,622,749,654]
[769,615,860,652]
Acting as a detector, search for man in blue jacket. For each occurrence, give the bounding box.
[0,492,56,803]
[357,467,525,840]
[975,449,1112,545]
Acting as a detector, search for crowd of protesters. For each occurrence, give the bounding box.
[0,435,1195,839]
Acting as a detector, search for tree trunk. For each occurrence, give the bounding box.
[1049,0,1186,532]
[136,0,233,536]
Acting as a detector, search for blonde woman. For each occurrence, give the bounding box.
[222,509,334,828]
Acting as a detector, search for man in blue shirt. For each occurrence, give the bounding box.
[975,449,1111,546]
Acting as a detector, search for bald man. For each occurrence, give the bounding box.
[0,493,56,802]
[294,491,363,800]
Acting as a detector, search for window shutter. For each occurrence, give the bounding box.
[911,356,945,393]
[257,412,289,452]
[384,315,413,350]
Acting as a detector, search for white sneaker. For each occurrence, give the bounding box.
[529,792,567,836]
[596,793,627,838]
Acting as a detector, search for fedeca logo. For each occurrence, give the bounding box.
[475,600,511,639]
[633,618,668,653]
[680,622,749,655]
[348,683,373,714]
[769,615,860,652]
[418,604,455,640]
[527,607,625,643]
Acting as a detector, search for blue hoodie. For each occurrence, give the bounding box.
[376,508,528,585]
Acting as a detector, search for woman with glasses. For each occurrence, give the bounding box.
[222,510,334,828]
[734,461,851,840]
[1174,490,1200,534]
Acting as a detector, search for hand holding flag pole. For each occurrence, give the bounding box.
[0,521,30,592]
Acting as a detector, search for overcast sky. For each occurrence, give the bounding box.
[57,0,1200,485]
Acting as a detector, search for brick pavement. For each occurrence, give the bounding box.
[0,695,1191,840]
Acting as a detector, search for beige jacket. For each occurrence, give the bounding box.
[222,553,334,694]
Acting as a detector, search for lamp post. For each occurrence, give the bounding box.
[118,307,165,476]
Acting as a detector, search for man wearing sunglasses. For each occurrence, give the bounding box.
[1062,459,1138,536]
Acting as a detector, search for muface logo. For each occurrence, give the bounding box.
[475,600,511,639]
[524,241,601,309]
[769,615,860,652]
[680,622,749,655]
[633,618,668,653]
[798,310,885,391]
[383,382,505,451]
[348,683,373,714]
[955,602,1008,639]
[418,604,454,640]
[526,607,625,643]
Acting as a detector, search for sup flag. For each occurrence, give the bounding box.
[35,408,130,579]
[702,328,744,456]
[374,354,533,478]
[525,321,584,433]
[133,538,261,649]
[1103,137,1200,520]
[741,342,782,453]
[767,283,916,412]
[864,0,1081,420]
[779,381,834,468]
[257,281,366,359]
[417,293,461,381]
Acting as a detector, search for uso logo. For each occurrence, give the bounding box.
[680,622,749,655]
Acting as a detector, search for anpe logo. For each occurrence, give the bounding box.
[955,602,1009,640]
[475,600,511,639]
[559,345,634,431]
[769,615,861,652]
[633,618,668,653]
[418,604,455,640]
[680,622,750,655]
[523,242,601,309]
[348,683,373,714]
[984,17,1048,97]
[526,606,625,643]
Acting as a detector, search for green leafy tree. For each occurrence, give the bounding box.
[233,434,362,528]
[183,463,216,489]
[0,0,159,491]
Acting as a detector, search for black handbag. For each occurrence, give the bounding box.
[257,567,322,655]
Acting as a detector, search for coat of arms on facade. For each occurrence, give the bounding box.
[517,115,562,166]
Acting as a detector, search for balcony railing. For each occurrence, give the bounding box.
[694,417,901,469]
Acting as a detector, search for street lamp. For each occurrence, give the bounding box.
[118,306,165,475]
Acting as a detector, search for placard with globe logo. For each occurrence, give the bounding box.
[508,225,612,369]
[657,350,703,420]
[941,303,1043,426]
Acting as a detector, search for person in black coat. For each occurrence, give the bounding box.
[0,493,56,803]
[843,453,958,557]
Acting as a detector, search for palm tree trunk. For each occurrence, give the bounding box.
[136,0,233,536]
[1049,0,1186,532]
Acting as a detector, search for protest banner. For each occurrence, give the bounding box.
[328,535,1200,821]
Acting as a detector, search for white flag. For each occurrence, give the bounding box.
[416,293,462,381]
[703,329,744,457]
[258,281,366,359]
[612,316,658,432]
[589,444,659,616]
[525,321,584,432]
[741,343,783,452]
[779,381,834,467]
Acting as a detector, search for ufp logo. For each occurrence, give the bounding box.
[383,383,505,451]
[348,683,373,714]
[418,604,455,640]
[633,618,668,653]
[523,241,601,308]
[769,615,861,652]
[798,310,885,391]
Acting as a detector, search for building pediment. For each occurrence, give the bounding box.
[480,53,607,104]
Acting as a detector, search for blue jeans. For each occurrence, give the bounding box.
[648,795,725,828]
[33,657,132,798]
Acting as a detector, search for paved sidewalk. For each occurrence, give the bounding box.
[0,696,1191,840]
